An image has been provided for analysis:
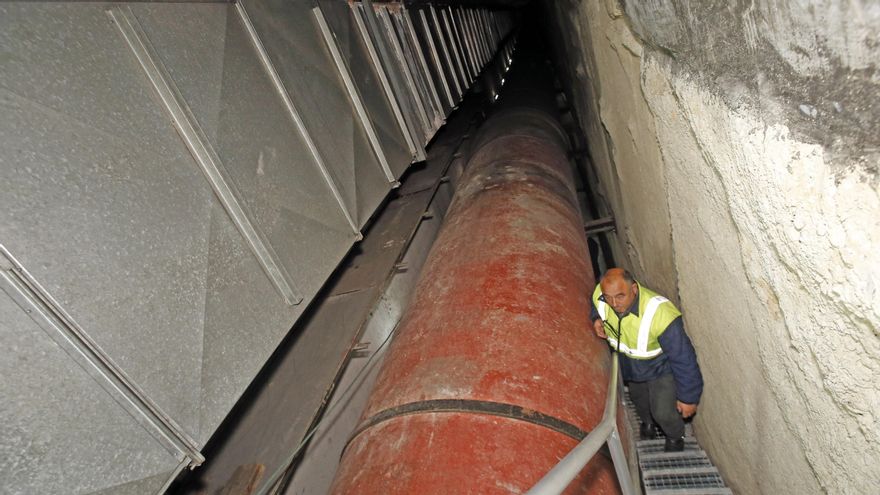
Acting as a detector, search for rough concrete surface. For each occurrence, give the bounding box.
[545,0,879,493]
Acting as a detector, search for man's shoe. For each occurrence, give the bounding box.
[664,437,685,452]
[639,422,657,440]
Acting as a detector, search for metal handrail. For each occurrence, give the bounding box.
[526,352,637,495]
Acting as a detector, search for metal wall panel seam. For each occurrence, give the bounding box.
[481,10,494,53]
[414,8,456,108]
[439,7,470,87]
[400,10,445,122]
[425,6,462,101]
[155,459,192,495]
[467,10,486,67]
[444,7,468,80]
[480,10,496,60]
[469,9,488,68]
[474,10,489,66]
[107,6,304,306]
[312,6,399,187]
[396,9,443,130]
[483,11,496,61]
[400,10,451,123]
[450,8,473,77]
[386,9,437,133]
[351,4,421,162]
[0,246,204,466]
[235,2,362,238]
[489,11,501,48]
[445,7,473,81]
[453,8,477,78]
[358,0,426,162]
[376,6,431,143]
[384,7,436,138]
[488,11,502,51]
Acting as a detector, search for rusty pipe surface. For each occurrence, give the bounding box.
[328,50,619,493]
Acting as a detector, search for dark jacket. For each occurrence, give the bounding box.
[591,291,703,404]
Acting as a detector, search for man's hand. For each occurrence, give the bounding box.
[676,401,698,419]
[592,318,606,339]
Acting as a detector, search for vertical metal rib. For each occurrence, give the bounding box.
[416,8,456,109]
[483,11,495,60]
[401,9,446,119]
[377,6,431,142]
[426,5,463,100]
[468,9,487,68]
[234,3,361,236]
[313,6,398,185]
[360,0,426,161]
[453,8,477,77]
[487,11,501,51]
[351,3,420,159]
[390,9,439,132]
[440,7,470,87]
[0,245,204,466]
[108,6,303,306]
[467,10,485,66]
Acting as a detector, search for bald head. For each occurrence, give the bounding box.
[599,268,638,315]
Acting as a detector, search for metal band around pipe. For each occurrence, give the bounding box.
[235,2,361,236]
[109,6,303,306]
[347,399,595,452]
[313,6,398,185]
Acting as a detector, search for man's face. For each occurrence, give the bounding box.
[600,278,638,315]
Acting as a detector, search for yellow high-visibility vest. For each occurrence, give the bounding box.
[592,283,681,360]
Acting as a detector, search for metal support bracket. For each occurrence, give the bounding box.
[584,217,616,235]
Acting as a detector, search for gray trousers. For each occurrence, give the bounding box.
[629,373,685,439]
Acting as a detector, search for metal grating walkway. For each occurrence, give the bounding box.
[624,389,735,495]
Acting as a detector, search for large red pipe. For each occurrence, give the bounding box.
[329,104,620,494]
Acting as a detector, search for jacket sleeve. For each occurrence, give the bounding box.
[657,317,703,404]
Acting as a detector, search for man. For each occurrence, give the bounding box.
[590,268,703,452]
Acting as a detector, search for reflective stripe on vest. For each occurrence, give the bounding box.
[596,293,668,359]
[597,299,609,321]
[638,295,668,354]
[606,336,663,358]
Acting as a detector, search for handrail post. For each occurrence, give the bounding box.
[525,353,637,495]
[608,425,637,495]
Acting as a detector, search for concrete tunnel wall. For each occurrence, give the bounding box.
[543,1,879,493]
